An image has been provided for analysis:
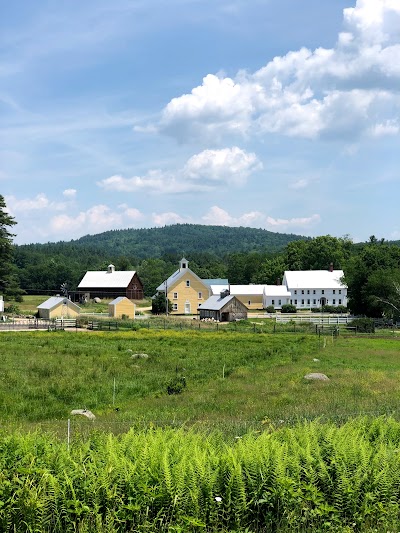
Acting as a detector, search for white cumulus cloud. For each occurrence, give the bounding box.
[157,0,400,142]
[63,188,77,198]
[98,147,261,194]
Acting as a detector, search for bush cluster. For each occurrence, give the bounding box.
[311,305,348,313]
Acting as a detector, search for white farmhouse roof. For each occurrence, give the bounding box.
[230,285,291,297]
[283,270,346,290]
[78,270,136,289]
[37,297,80,312]
[210,284,229,295]
[262,285,292,297]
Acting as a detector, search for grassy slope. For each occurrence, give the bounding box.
[1,330,400,435]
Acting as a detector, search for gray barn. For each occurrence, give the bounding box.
[198,291,248,322]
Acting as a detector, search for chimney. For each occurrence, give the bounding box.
[276,277,281,286]
[107,264,115,273]
[328,263,334,272]
[220,288,230,299]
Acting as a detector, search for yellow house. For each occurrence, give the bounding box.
[156,258,213,315]
[37,297,81,319]
[109,297,135,319]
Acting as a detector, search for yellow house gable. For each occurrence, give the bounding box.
[167,271,210,314]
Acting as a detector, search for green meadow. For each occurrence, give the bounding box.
[0,329,400,431]
[1,329,400,531]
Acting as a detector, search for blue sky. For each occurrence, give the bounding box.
[1,0,399,244]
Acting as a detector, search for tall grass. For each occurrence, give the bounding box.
[2,331,400,433]
[1,417,400,531]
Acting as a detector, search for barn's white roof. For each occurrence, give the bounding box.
[208,284,228,295]
[229,285,291,297]
[262,285,292,297]
[78,271,137,289]
[37,297,80,311]
[283,270,346,290]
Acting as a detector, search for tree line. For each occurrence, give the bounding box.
[2,195,400,318]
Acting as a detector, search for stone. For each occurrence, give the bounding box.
[304,373,329,381]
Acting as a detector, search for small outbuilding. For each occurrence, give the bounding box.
[198,290,248,322]
[37,297,81,320]
[108,297,135,319]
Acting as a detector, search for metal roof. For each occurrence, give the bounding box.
[109,296,132,305]
[156,267,208,292]
[283,270,346,290]
[37,297,81,311]
[198,294,236,311]
[78,270,137,289]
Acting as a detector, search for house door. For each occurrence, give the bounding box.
[320,297,327,306]
[184,302,191,314]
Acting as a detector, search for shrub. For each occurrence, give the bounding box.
[348,317,375,333]
[167,376,187,395]
[265,305,276,313]
[281,304,296,313]
[4,303,20,315]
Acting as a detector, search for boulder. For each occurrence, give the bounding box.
[304,373,329,381]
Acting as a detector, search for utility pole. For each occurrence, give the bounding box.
[165,280,168,317]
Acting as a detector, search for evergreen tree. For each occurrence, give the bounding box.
[0,195,19,297]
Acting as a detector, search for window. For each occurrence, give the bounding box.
[186,280,190,287]
[307,290,310,294]
[333,289,336,294]
[313,290,316,294]
[248,300,251,306]
[321,290,325,295]
[294,290,297,295]
[294,299,297,305]
[198,292,202,299]
[278,299,281,305]
[271,299,275,305]
[313,299,316,305]
[301,290,304,295]
[173,303,178,311]
[339,299,342,305]
[333,299,336,305]
[339,289,342,294]
[173,292,178,299]
[290,299,292,304]
[301,299,304,305]
[307,299,310,305]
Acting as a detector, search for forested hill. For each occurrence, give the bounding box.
[16,224,307,258]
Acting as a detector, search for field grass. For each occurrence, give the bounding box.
[2,330,400,531]
[1,329,400,435]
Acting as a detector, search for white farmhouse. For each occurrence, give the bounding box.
[282,267,347,310]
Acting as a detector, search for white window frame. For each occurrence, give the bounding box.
[173,303,178,311]
[198,292,202,299]
[173,292,178,300]
[186,280,190,287]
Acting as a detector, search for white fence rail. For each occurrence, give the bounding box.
[275,314,353,324]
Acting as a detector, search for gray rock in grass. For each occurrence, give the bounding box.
[304,373,330,381]
[70,409,96,420]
